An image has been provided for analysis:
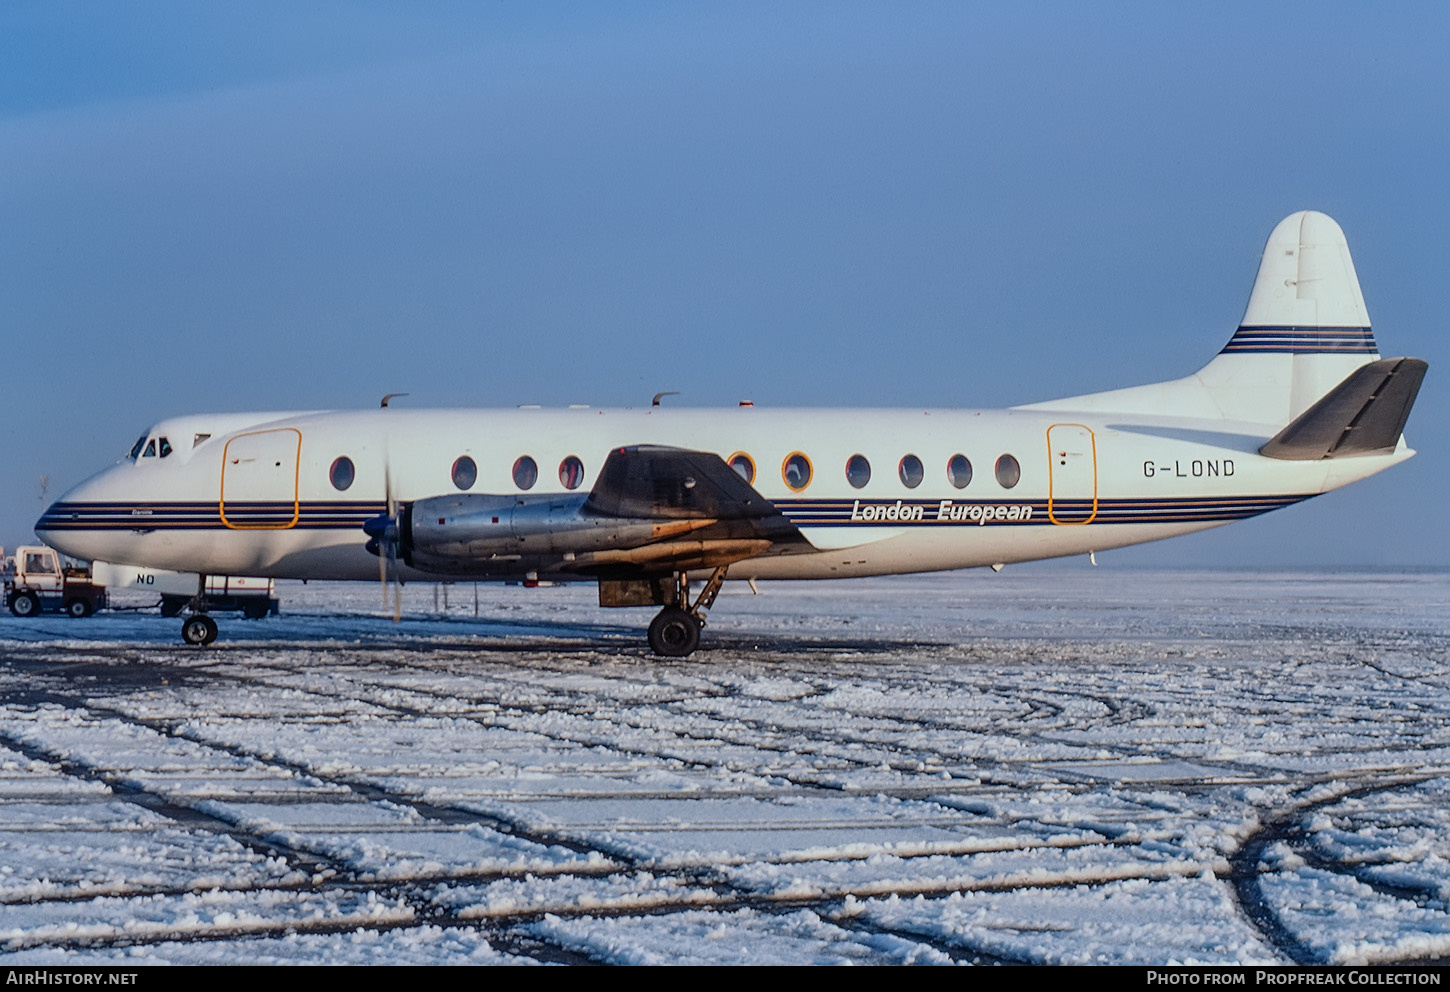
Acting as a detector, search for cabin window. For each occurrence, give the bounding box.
[128,435,147,461]
[995,454,1021,489]
[947,454,972,489]
[728,452,756,484]
[513,456,538,490]
[559,455,585,490]
[898,454,924,489]
[329,456,355,491]
[143,439,156,458]
[452,456,477,491]
[846,454,871,489]
[782,452,812,492]
[157,437,172,458]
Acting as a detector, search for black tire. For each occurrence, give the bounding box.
[160,596,185,618]
[64,598,93,619]
[647,606,701,657]
[182,614,218,646]
[241,601,268,620]
[9,592,41,618]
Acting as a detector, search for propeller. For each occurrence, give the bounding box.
[363,448,404,622]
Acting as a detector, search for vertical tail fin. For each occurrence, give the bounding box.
[1210,210,1379,423]
[1021,211,1391,428]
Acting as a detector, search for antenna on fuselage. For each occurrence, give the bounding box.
[380,393,409,408]
[651,391,679,407]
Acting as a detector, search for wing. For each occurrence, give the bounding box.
[586,445,776,520]
[575,445,806,572]
[401,446,806,578]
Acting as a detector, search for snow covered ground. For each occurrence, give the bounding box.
[0,567,1446,965]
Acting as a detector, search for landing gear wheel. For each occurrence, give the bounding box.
[64,598,93,618]
[9,592,40,618]
[648,606,701,657]
[182,614,218,646]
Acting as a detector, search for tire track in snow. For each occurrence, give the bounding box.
[1227,775,1445,966]
[5,626,1446,963]
[0,653,1230,960]
[0,719,341,881]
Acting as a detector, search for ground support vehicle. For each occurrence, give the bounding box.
[4,546,108,618]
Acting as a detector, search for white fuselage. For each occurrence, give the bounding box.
[36,404,1411,583]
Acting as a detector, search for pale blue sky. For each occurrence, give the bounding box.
[2,2,1445,564]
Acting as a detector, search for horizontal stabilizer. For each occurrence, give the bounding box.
[1260,357,1427,460]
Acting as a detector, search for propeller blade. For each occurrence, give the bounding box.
[383,451,400,623]
[364,439,402,621]
[379,532,389,609]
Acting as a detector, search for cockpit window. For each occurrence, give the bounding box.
[157,437,172,458]
[143,439,156,458]
[129,435,147,461]
[24,552,55,574]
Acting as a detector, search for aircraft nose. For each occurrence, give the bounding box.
[35,494,88,559]
[34,472,118,562]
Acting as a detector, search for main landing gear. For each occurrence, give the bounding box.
[647,566,727,658]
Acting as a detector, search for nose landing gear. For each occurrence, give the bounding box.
[647,566,727,657]
[181,614,218,646]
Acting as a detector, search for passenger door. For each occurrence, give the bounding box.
[220,428,302,529]
[1047,424,1097,525]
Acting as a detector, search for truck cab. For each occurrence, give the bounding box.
[5,546,107,618]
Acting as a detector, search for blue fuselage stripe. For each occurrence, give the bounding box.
[36,494,1315,532]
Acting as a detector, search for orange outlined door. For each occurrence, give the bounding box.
[1047,424,1097,525]
[220,428,302,529]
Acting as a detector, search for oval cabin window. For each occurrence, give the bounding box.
[782,453,812,492]
[452,456,477,491]
[898,454,924,489]
[329,456,355,492]
[512,456,538,490]
[995,454,1021,489]
[728,452,756,484]
[845,454,871,489]
[947,454,972,489]
[559,455,584,490]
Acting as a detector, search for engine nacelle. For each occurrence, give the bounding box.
[404,493,683,569]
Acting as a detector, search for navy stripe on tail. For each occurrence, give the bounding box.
[1220,325,1377,355]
